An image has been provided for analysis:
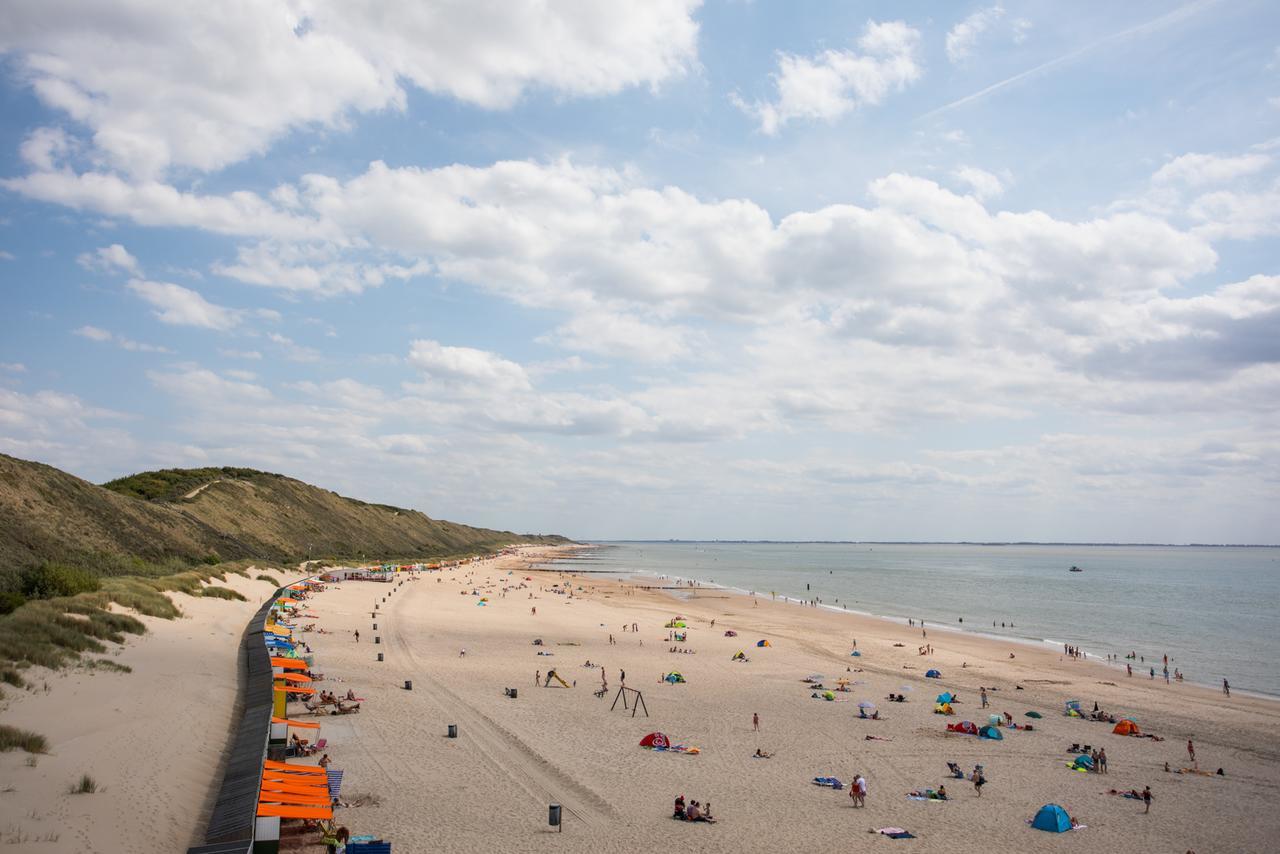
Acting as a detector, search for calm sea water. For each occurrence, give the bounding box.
[567,542,1280,698]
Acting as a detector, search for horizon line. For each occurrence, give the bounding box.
[578,539,1280,548]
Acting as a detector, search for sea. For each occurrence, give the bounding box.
[550,542,1280,699]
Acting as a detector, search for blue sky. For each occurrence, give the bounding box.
[1,0,1278,542]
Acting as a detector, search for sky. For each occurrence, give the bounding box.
[1,1,1278,543]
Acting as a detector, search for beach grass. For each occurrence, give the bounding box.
[68,774,97,794]
[256,573,282,586]
[0,725,48,754]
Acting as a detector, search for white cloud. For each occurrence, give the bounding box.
[733,20,922,134]
[219,348,262,360]
[946,6,1030,64]
[407,340,531,392]
[0,0,701,176]
[0,362,26,373]
[77,243,140,274]
[74,324,172,353]
[126,279,242,330]
[952,165,1006,200]
[267,332,321,363]
[1153,152,1271,186]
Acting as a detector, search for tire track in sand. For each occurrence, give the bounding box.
[386,583,616,827]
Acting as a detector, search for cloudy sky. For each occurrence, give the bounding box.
[1,1,1278,543]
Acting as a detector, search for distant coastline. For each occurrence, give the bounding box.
[592,539,1280,548]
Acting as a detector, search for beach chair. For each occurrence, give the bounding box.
[327,769,344,802]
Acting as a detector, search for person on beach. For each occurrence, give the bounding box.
[1223,678,1230,696]
[535,670,540,686]
[980,687,989,708]
[1188,739,1196,765]
[753,712,760,732]
[1127,663,1133,677]
[1143,785,1153,814]
[354,630,359,642]
[853,773,867,807]
[974,767,985,797]
[1099,748,1108,774]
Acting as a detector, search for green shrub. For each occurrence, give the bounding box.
[0,725,48,754]
[201,586,245,601]
[0,591,24,615]
[20,564,101,599]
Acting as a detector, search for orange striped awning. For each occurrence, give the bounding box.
[261,776,329,792]
[273,685,316,696]
[275,672,312,683]
[261,763,327,778]
[256,803,332,820]
[271,716,320,729]
[270,657,308,670]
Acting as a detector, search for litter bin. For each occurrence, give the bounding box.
[447,724,458,738]
[404,680,412,691]
[509,688,517,699]
[376,652,383,662]
[549,804,562,831]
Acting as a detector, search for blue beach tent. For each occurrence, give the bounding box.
[1031,804,1072,833]
[1072,754,1094,770]
[925,669,941,678]
[978,725,1004,740]
[936,692,953,704]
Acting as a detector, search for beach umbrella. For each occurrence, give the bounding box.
[858,701,876,709]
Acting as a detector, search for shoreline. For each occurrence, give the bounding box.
[530,555,1274,716]
[536,545,1278,703]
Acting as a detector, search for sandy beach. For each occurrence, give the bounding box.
[2,547,1277,853]
[0,572,274,852]
[271,545,1280,852]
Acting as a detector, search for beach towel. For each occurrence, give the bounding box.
[327,769,344,801]
[813,776,843,789]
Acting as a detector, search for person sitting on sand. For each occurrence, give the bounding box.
[937,785,948,800]
[318,753,330,769]
[947,762,965,779]
[673,795,685,819]
[753,748,774,759]
[686,801,702,821]
[345,688,357,701]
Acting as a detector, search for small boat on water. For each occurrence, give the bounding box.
[1069,566,1083,572]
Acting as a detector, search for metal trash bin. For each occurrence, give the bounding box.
[376,652,383,662]
[447,724,458,738]
[549,804,562,831]
[404,680,412,691]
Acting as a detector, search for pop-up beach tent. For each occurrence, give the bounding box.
[978,725,1004,740]
[1071,754,1094,771]
[757,639,771,647]
[947,720,979,734]
[640,732,670,748]
[1113,719,1140,735]
[925,669,941,678]
[936,692,954,704]
[664,672,686,683]
[1031,804,1072,832]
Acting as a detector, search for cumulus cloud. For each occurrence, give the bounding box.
[733,20,922,134]
[77,243,140,274]
[126,279,242,330]
[952,165,1006,200]
[0,0,701,176]
[408,340,531,393]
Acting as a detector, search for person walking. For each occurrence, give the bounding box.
[1142,785,1153,814]
[1098,748,1108,774]
[1187,738,1196,766]
[354,630,359,643]
[973,767,985,797]
[1223,678,1230,697]
[854,773,867,807]
[753,712,760,732]
[535,670,540,686]
[980,687,989,708]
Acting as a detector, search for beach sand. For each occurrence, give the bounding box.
[4,548,1278,853]
[0,572,274,853]
[280,546,1280,853]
